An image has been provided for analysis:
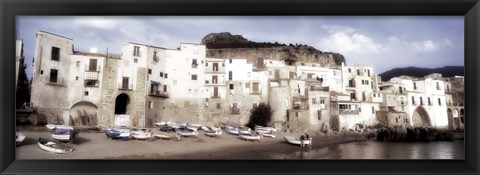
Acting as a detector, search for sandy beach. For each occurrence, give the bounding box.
[16,127,371,160]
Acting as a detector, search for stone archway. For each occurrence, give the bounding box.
[447,109,454,130]
[412,106,431,127]
[70,101,98,126]
[115,93,130,114]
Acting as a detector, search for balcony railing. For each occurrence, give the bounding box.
[339,109,360,115]
[85,65,101,72]
[118,83,133,90]
[84,71,99,80]
[149,90,170,98]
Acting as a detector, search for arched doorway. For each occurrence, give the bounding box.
[70,101,98,126]
[412,106,431,127]
[115,93,130,114]
[447,109,454,130]
[453,109,460,130]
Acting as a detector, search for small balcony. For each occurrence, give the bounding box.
[118,83,133,90]
[149,90,170,98]
[339,109,360,115]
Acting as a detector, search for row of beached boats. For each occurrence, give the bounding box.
[22,122,311,154]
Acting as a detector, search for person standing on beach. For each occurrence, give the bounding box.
[300,135,305,147]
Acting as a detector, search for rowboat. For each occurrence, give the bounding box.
[201,126,212,132]
[284,136,312,147]
[130,129,153,140]
[210,126,221,132]
[104,128,130,140]
[38,138,74,154]
[239,133,262,141]
[255,125,276,133]
[225,126,239,135]
[16,132,26,145]
[205,130,222,138]
[176,128,198,138]
[45,124,74,130]
[154,132,181,141]
[50,128,78,142]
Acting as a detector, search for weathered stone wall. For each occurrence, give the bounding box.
[285,110,310,133]
[268,87,291,130]
[376,111,408,127]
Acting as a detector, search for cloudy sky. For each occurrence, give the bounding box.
[17,16,464,79]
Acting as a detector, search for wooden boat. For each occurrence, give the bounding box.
[176,128,198,138]
[16,132,26,145]
[239,133,262,141]
[210,126,221,132]
[262,133,276,138]
[38,138,74,154]
[154,132,181,141]
[284,136,312,147]
[130,129,153,140]
[201,126,211,132]
[50,128,77,142]
[239,127,252,135]
[45,124,74,130]
[104,128,130,140]
[204,130,222,138]
[255,125,276,133]
[225,126,239,135]
[155,122,167,126]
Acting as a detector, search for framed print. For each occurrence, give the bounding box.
[1,0,479,175]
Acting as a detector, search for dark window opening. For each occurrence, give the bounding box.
[49,69,58,83]
[84,91,89,96]
[192,59,198,68]
[85,80,98,87]
[191,74,197,80]
[51,47,60,61]
[148,69,152,74]
[228,71,233,80]
[88,59,97,71]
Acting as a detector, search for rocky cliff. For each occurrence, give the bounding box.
[201,32,346,68]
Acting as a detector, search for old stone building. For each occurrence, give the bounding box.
[29,30,463,132]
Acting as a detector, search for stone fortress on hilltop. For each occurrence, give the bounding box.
[23,31,465,133]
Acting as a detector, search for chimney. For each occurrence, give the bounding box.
[90,48,98,53]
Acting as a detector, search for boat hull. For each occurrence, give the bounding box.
[38,138,74,154]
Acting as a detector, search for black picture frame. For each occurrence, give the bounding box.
[1,0,479,174]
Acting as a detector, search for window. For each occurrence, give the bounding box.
[192,59,198,68]
[76,61,80,66]
[160,72,163,77]
[357,69,360,75]
[230,84,234,90]
[76,76,79,81]
[149,101,153,109]
[372,107,375,114]
[165,73,168,79]
[368,70,371,77]
[428,97,432,106]
[148,69,152,74]
[206,63,209,66]
[228,71,233,80]
[122,77,129,89]
[84,91,89,96]
[420,97,423,105]
[436,82,440,90]
[191,74,197,80]
[438,98,442,106]
[153,51,158,62]
[209,63,219,72]
[252,82,260,94]
[88,59,97,71]
[229,59,232,64]
[216,103,221,109]
[413,82,417,90]
[348,68,351,73]
[205,80,209,84]
[134,58,138,63]
[164,85,167,92]
[289,72,295,79]
[349,79,355,87]
[339,104,349,110]
[350,93,356,100]
[312,98,317,104]
[51,47,60,61]
[133,46,140,56]
[412,96,415,105]
[320,98,325,104]
[212,75,218,84]
[49,69,58,83]
[245,82,250,88]
[222,63,225,67]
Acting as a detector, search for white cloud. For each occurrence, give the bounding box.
[73,17,118,30]
[387,35,438,53]
[318,25,384,54]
